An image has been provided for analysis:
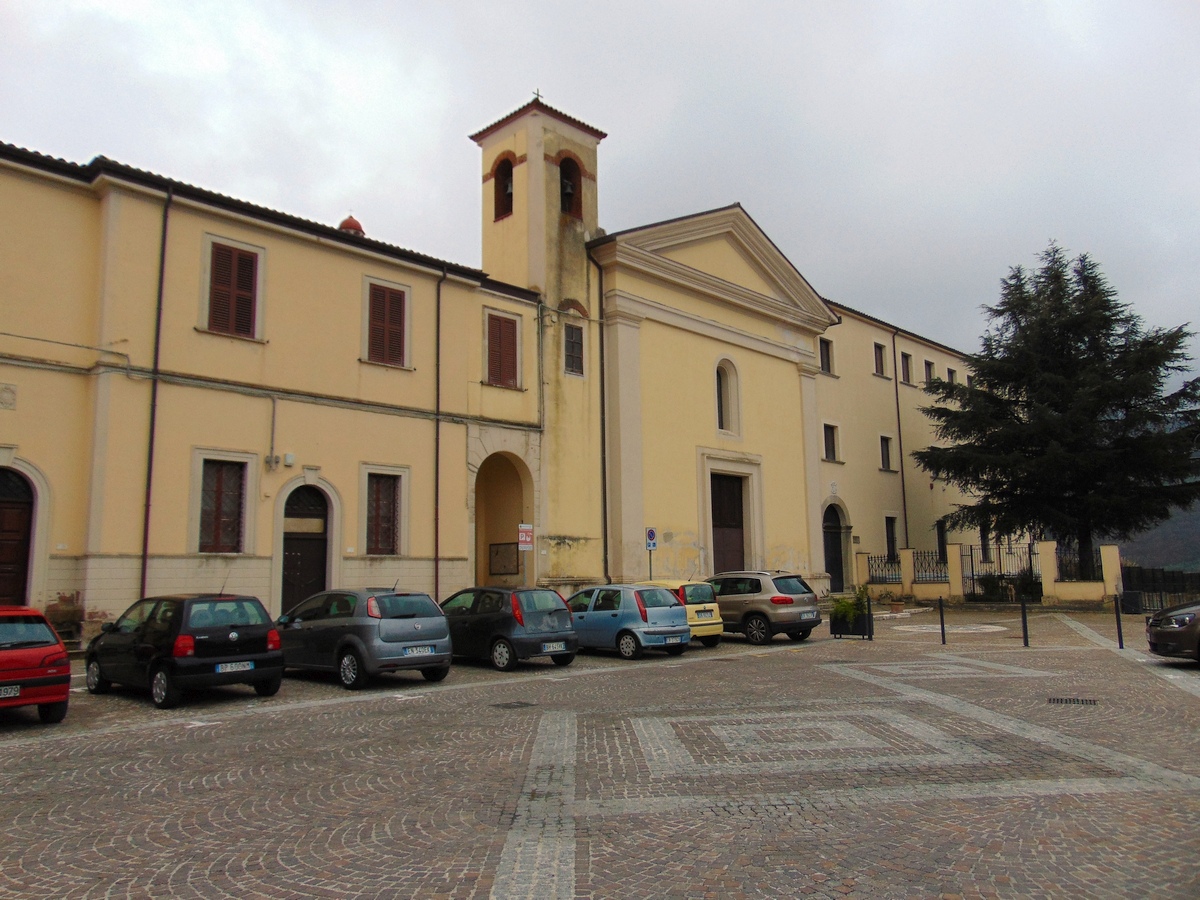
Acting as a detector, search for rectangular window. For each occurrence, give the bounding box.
[487,313,519,388]
[966,374,975,389]
[200,460,245,553]
[885,516,898,562]
[366,473,399,555]
[368,284,406,366]
[873,343,886,376]
[900,353,912,383]
[564,323,583,375]
[819,338,833,374]
[823,424,838,462]
[947,367,957,385]
[880,436,893,471]
[924,360,935,383]
[208,243,258,337]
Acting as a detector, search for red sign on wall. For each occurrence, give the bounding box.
[518,523,533,552]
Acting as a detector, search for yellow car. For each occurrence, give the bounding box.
[638,580,724,647]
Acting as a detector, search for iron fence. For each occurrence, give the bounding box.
[1056,545,1104,582]
[913,550,948,583]
[961,543,1041,603]
[867,554,902,584]
[1121,565,1200,614]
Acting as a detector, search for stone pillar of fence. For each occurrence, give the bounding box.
[1037,540,1058,600]
[946,543,965,604]
[899,548,915,596]
[855,552,870,588]
[1100,545,1122,599]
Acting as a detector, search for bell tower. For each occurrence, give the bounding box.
[469,99,605,308]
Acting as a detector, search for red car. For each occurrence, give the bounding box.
[0,605,71,724]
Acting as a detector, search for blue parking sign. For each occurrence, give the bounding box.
[645,527,657,551]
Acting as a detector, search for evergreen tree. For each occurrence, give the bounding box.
[914,243,1200,576]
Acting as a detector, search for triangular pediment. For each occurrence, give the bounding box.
[602,204,838,331]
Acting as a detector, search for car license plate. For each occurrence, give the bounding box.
[696,610,713,619]
[403,645,435,657]
[216,661,254,673]
[801,611,817,619]
[0,685,19,699]
[542,641,566,653]
[665,636,682,644]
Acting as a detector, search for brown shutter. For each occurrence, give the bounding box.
[487,315,503,384]
[386,289,405,364]
[209,243,257,336]
[369,285,405,365]
[368,285,387,361]
[234,251,256,335]
[209,245,234,332]
[495,316,518,387]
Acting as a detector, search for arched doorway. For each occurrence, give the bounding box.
[823,505,846,593]
[282,486,328,614]
[474,453,532,587]
[0,469,34,604]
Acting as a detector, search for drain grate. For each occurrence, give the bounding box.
[1048,697,1098,706]
[491,700,537,709]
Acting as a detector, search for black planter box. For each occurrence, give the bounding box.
[830,611,873,639]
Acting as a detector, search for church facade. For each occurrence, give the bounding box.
[0,100,970,620]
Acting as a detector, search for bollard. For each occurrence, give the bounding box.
[938,596,946,645]
[1114,595,1125,650]
[1019,591,1029,648]
[866,591,874,641]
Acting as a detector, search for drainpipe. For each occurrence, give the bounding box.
[890,329,910,548]
[140,186,173,597]
[587,250,610,583]
[434,267,447,601]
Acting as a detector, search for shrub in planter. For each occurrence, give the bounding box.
[830,586,872,638]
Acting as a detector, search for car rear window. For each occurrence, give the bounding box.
[375,593,441,618]
[518,590,565,612]
[682,583,715,604]
[637,588,679,608]
[186,599,269,629]
[0,616,59,648]
[773,576,815,595]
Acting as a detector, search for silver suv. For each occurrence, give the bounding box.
[707,571,822,644]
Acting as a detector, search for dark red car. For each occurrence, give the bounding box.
[0,605,71,724]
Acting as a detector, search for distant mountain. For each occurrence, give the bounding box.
[1119,506,1200,571]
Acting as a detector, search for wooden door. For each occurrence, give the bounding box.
[711,474,745,574]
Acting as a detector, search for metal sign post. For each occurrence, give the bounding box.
[645,527,657,580]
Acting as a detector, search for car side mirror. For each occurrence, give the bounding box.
[100,622,115,633]
[276,615,291,626]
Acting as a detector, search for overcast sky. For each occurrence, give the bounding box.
[4,0,1197,367]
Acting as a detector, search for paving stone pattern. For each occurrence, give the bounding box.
[0,610,1197,899]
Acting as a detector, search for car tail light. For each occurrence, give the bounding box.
[172,634,195,657]
[676,587,687,605]
[267,629,281,651]
[511,595,525,627]
[634,591,649,623]
[40,649,69,667]
[770,595,794,605]
[366,596,382,618]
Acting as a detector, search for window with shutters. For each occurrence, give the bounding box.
[366,473,399,555]
[486,312,519,388]
[200,460,245,553]
[564,323,584,376]
[367,283,407,366]
[203,236,264,339]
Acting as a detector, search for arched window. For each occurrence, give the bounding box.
[559,157,582,218]
[715,359,739,434]
[494,158,513,220]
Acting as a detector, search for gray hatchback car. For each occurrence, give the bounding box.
[277,589,452,688]
[707,571,823,644]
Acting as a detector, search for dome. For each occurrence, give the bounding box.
[338,214,364,236]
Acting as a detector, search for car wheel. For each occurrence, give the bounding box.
[699,635,722,648]
[422,666,450,682]
[254,674,282,697]
[38,700,68,724]
[665,645,686,656]
[744,614,772,645]
[616,631,643,660]
[85,658,111,694]
[551,652,576,667]
[490,638,517,671]
[338,650,368,690]
[150,667,181,709]
[788,629,812,642]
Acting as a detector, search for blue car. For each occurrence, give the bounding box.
[565,585,691,659]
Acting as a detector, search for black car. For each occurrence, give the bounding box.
[85,593,284,709]
[440,587,577,671]
[1146,600,1200,662]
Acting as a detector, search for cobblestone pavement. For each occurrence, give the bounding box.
[1,609,1198,899]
